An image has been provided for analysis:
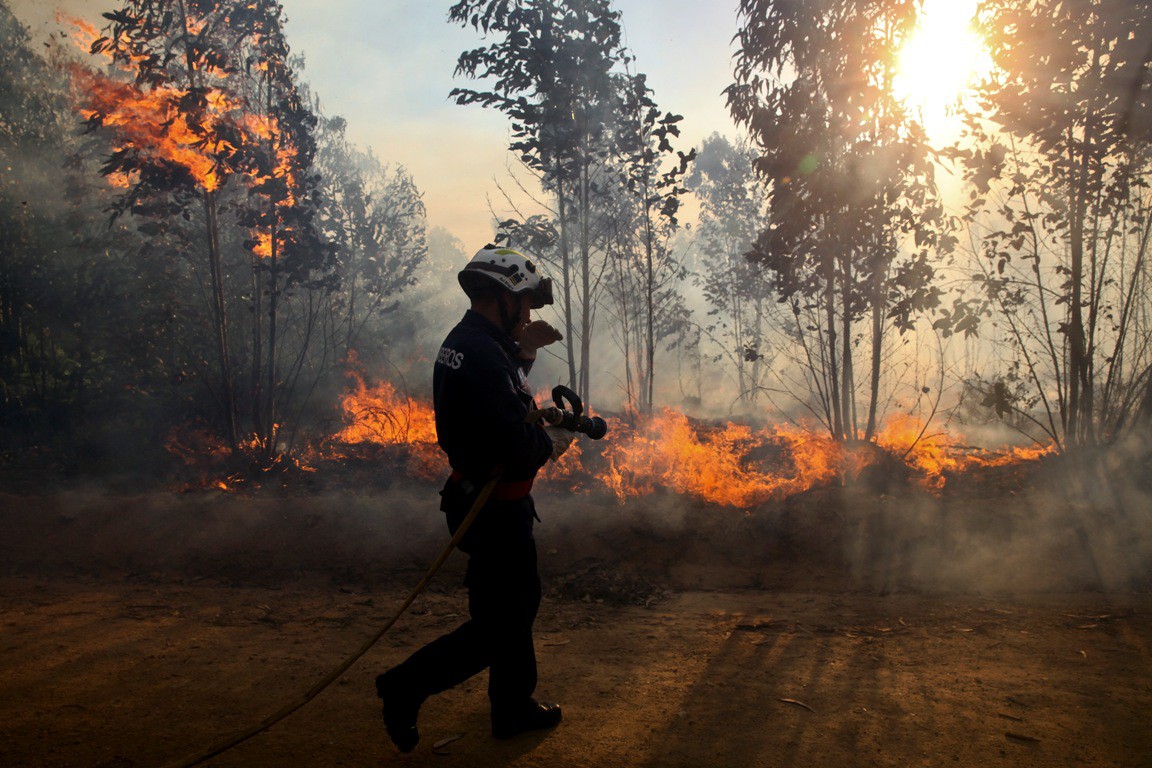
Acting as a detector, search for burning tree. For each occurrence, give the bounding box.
[73,1,246,446]
[726,0,957,442]
[73,0,332,458]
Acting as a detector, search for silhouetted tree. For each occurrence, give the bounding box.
[0,1,71,437]
[950,0,1152,448]
[0,2,184,467]
[449,0,630,404]
[727,0,955,440]
[686,133,775,410]
[229,3,333,458]
[602,69,694,414]
[315,116,427,361]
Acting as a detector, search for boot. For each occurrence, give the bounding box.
[491,699,562,739]
[375,671,421,752]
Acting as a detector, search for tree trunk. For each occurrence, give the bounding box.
[1138,370,1152,425]
[841,287,855,441]
[579,161,593,404]
[839,250,855,441]
[865,247,884,441]
[262,85,279,463]
[345,219,358,356]
[1068,177,1088,447]
[204,189,238,449]
[1066,73,1104,449]
[751,296,764,407]
[643,198,656,415]
[265,244,278,462]
[555,167,578,390]
[250,259,263,442]
[180,0,236,449]
[825,270,841,440]
[615,248,636,412]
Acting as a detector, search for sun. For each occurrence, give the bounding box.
[893,0,990,142]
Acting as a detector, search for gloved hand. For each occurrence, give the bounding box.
[547,428,575,462]
[518,320,564,359]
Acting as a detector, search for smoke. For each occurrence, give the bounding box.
[532,434,1152,597]
[3,437,1149,600]
[834,445,1152,595]
[0,485,455,586]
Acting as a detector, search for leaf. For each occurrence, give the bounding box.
[778,698,815,713]
[432,733,464,753]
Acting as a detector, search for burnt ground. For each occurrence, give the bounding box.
[1,459,1152,768]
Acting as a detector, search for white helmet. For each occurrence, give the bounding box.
[458,245,554,308]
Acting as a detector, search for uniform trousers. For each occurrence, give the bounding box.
[386,483,541,714]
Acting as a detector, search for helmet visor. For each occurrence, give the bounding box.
[532,277,554,308]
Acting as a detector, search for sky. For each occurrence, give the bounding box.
[10,0,745,250]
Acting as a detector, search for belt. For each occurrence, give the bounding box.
[449,471,534,501]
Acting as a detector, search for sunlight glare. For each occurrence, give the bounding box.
[894,0,989,142]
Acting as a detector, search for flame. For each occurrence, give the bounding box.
[167,397,1055,495]
[251,231,273,258]
[972,443,1056,466]
[538,439,584,488]
[336,377,437,446]
[69,63,233,191]
[168,382,1053,497]
[874,413,964,489]
[237,109,305,257]
[61,13,101,53]
[875,413,1056,489]
[335,356,443,480]
[601,411,845,508]
[327,385,1057,503]
[62,14,244,192]
[325,366,1054,504]
[591,411,1053,506]
[184,15,208,37]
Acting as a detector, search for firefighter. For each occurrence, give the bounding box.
[375,244,571,752]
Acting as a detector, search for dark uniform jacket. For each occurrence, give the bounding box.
[433,310,553,487]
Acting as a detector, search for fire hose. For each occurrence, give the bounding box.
[157,386,606,768]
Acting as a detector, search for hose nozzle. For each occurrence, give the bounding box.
[545,385,608,440]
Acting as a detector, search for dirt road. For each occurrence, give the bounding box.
[2,575,1150,768]
[1,480,1150,767]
